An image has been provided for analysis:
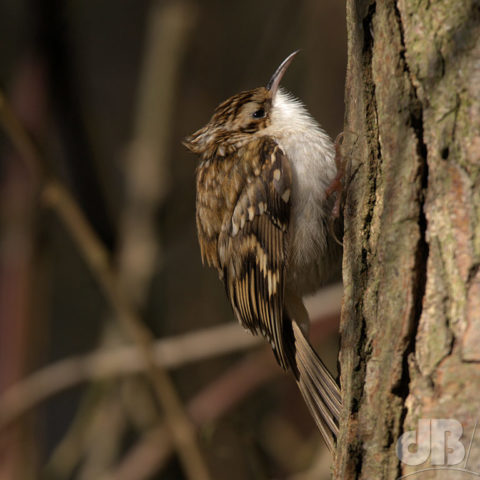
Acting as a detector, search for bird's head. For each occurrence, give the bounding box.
[184,51,299,157]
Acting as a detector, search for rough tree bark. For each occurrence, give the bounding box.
[336,1,480,479]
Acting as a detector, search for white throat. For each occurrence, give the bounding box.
[265,89,335,184]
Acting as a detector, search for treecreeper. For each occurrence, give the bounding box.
[184,51,342,451]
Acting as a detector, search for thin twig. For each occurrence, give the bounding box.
[0,286,342,429]
[0,79,211,480]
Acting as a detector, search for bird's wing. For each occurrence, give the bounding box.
[218,136,293,369]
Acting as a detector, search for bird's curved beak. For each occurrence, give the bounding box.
[266,50,300,98]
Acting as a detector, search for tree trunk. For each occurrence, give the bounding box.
[336,1,480,478]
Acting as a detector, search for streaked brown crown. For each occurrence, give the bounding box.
[183,87,272,158]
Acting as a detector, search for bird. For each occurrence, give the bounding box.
[184,51,342,451]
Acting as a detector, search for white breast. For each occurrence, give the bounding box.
[263,90,338,295]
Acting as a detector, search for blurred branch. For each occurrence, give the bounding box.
[44,384,124,479]
[102,312,340,480]
[89,0,199,469]
[100,425,171,480]
[41,179,214,480]
[0,287,341,428]
[73,0,200,472]
[0,322,260,427]
[0,22,210,480]
[118,0,192,305]
[75,389,126,480]
[0,92,42,182]
[0,58,46,479]
[49,1,203,477]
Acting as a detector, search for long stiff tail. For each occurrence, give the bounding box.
[289,322,341,452]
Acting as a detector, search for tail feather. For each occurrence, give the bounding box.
[297,375,336,452]
[290,322,341,452]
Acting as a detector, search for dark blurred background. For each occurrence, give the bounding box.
[0,1,346,478]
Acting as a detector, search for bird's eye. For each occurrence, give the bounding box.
[252,108,265,119]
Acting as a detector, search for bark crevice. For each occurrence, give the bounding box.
[388,3,430,462]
